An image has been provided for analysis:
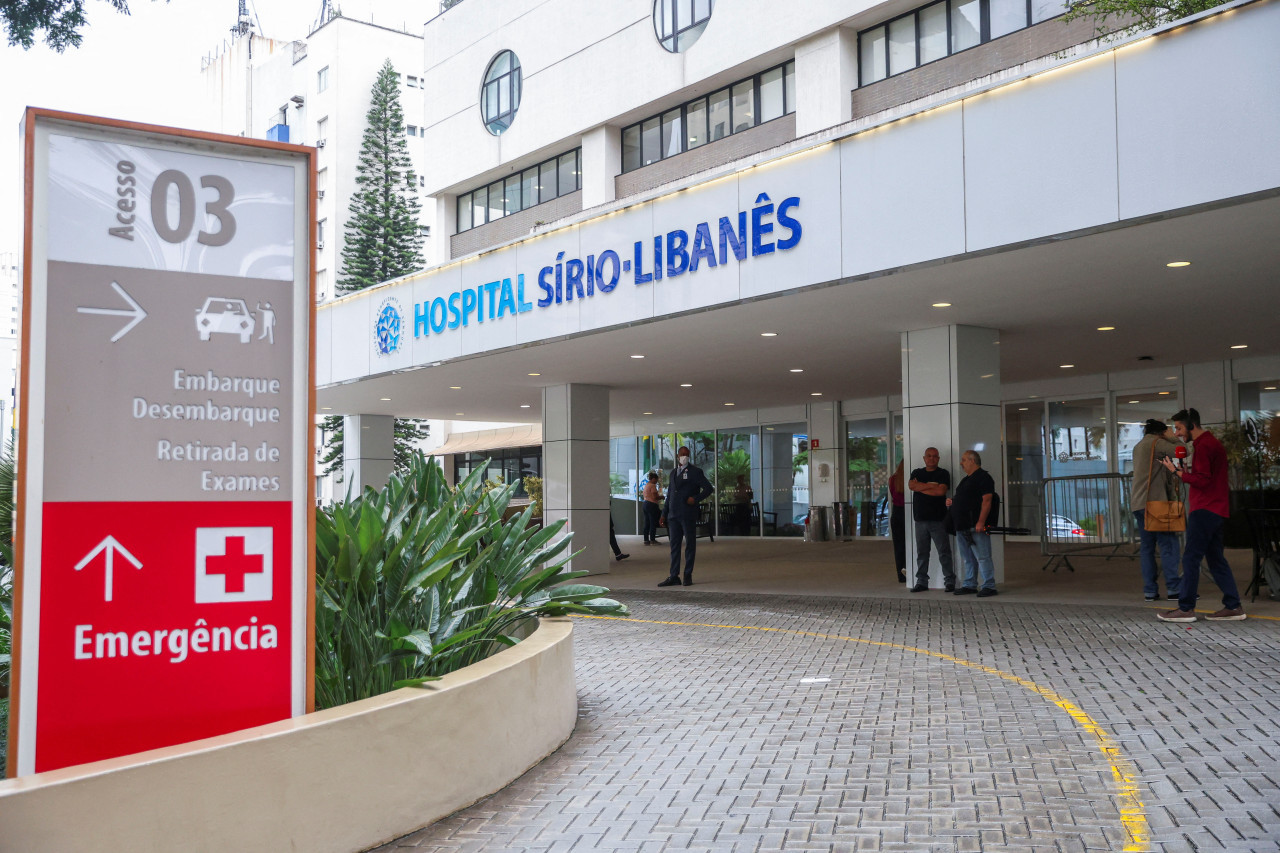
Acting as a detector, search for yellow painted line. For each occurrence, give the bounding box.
[575,613,1151,852]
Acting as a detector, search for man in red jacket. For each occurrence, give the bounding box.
[1156,408,1245,622]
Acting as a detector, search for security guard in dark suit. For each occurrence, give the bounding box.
[659,446,714,586]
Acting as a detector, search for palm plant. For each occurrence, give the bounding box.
[314,452,624,710]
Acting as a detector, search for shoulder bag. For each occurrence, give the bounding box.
[1144,439,1186,533]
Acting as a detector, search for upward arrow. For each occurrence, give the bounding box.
[74,535,143,602]
[77,281,147,343]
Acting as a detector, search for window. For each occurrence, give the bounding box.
[731,79,754,132]
[641,116,662,166]
[317,66,329,92]
[406,75,422,88]
[661,108,683,159]
[707,87,731,142]
[481,50,522,135]
[317,218,326,245]
[406,125,418,137]
[758,66,785,123]
[316,117,328,143]
[622,125,642,172]
[860,0,1064,85]
[686,98,708,148]
[453,148,582,232]
[654,0,714,53]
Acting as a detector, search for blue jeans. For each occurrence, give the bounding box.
[1178,509,1241,612]
[956,529,995,591]
[1133,509,1181,598]
[642,502,661,542]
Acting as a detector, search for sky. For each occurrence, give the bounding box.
[0,0,320,256]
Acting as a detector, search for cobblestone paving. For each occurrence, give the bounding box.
[376,593,1280,852]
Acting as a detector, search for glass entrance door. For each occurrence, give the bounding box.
[846,416,891,537]
[762,422,807,536]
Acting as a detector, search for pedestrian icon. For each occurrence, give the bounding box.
[257,301,276,344]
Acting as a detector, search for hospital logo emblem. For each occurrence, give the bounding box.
[374,297,404,356]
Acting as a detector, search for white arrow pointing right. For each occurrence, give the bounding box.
[77,281,148,343]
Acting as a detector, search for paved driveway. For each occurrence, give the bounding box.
[376,588,1279,852]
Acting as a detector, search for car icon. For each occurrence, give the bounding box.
[196,297,255,343]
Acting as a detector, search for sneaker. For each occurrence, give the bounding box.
[1144,595,1159,602]
[1205,608,1246,621]
[953,587,977,595]
[1156,608,1197,623]
[944,584,955,593]
[657,576,681,587]
[909,584,928,593]
[616,553,630,562]
[976,588,998,598]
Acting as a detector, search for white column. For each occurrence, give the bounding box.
[343,414,394,497]
[807,399,845,525]
[793,25,858,137]
[542,384,611,575]
[580,125,620,209]
[901,326,1004,587]
[433,194,456,266]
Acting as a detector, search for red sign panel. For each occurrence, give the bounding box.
[11,110,314,777]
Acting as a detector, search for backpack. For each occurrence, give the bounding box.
[1263,554,1280,602]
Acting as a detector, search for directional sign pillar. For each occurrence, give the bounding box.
[9,110,315,777]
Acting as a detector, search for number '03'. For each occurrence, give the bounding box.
[150,170,237,247]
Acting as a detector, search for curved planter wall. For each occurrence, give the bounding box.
[0,618,575,853]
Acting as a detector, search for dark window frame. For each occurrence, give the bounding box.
[858,0,1050,86]
[454,148,582,233]
[654,0,715,53]
[481,50,523,135]
[620,59,795,174]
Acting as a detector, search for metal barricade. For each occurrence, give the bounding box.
[1041,473,1138,571]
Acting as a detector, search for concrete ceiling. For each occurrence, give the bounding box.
[317,191,1280,426]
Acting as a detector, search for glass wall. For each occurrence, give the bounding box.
[762,423,807,536]
[1004,402,1046,535]
[716,431,760,536]
[846,417,890,537]
[452,446,540,498]
[1237,379,1280,489]
[1048,398,1108,476]
[610,436,640,534]
[1115,391,1181,477]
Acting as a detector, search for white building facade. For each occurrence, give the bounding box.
[316,0,1279,580]
[0,251,19,442]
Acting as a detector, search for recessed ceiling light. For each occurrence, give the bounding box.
[449,386,462,390]
[1166,261,1191,268]
[1097,326,1115,331]
[379,397,391,401]
[1018,407,1028,411]
[1165,376,1177,380]
[760,332,778,337]
[1159,391,1170,395]
[790,368,804,373]
[932,302,952,308]
[680,383,692,387]
[630,354,645,359]
[321,406,332,410]
[1265,386,1277,391]
[724,402,735,406]
[455,412,464,416]
[1231,344,1248,349]
[810,392,822,396]
[766,427,774,431]
[980,373,994,379]
[1129,400,1140,404]
[520,404,530,408]
[666,422,674,425]
[643,412,653,415]
[1060,364,1075,368]
[527,372,541,376]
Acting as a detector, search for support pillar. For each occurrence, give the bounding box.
[542,384,611,575]
[807,399,845,523]
[343,414,394,497]
[901,326,1004,588]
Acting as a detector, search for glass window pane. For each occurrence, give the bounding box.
[919,2,948,63]
[846,417,890,537]
[558,150,578,194]
[990,0,1027,37]
[498,80,510,116]
[694,0,711,18]
[488,51,510,79]
[759,66,784,122]
[657,0,672,39]
[731,79,754,132]
[686,98,708,149]
[487,182,504,221]
[540,160,558,199]
[784,61,796,113]
[661,108,683,158]
[761,422,808,536]
[1004,403,1046,535]
[521,168,538,208]
[457,193,471,232]
[860,26,887,85]
[503,176,520,215]
[472,190,487,226]
[889,16,917,75]
[715,431,760,537]
[641,116,662,165]
[622,124,641,172]
[707,88,731,141]
[951,0,981,52]
[1032,0,1069,22]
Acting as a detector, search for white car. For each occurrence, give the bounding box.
[1046,514,1086,537]
[196,297,255,343]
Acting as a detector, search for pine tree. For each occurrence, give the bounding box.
[338,58,424,294]
[321,59,430,491]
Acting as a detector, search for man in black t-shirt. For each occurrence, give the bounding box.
[947,450,997,597]
[907,447,955,592]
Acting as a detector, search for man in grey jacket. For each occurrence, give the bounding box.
[1130,418,1183,601]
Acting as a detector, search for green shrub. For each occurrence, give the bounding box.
[314,453,625,710]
